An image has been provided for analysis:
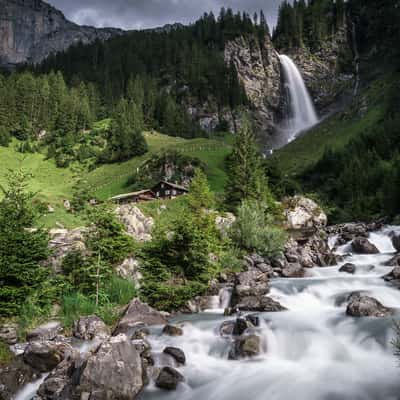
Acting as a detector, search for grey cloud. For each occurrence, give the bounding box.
[47,0,283,30]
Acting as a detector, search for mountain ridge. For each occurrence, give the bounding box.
[0,0,123,67]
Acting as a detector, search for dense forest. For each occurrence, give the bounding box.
[272,0,346,50]
[0,9,276,166]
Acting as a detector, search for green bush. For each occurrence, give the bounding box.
[0,341,13,366]
[231,199,287,257]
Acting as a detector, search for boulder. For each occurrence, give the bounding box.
[155,366,184,391]
[37,352,88,400]
[116,257,142,288]
[116,205,154,242]
[339,263,356,274]
[79,334,144,400]
[163,347,186,365]
[47,228,86,273]
[346,294,392,317]
[27,321,63,342]
[24,341,74,372]
[228,335,261,360]
[236,296,286,312]
[215,213,236,237]
[73,316,110,341]
[219,321,236,336]
[0,324,18,345]
[114,298,167,335]
[283,196,327,230]
[162,325,183,337]
[384,254,400,267]
[281,263,305,278]
[0,355,39,398]
[352,237,379,254]
[392,235,400,252]
[384,266,400,282]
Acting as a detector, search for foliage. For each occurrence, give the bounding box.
[230,199,287,257]
[187,168,216,212]
[0,341,13,366]
[0,126,10,147]
[100,99,148,163]
[225,114,275,211]
[301,74,400,221]
[140,172,221,311]
[273,0,346,50]
[0,170,50,316]
[61,276,137,327]
[127,150,205,190]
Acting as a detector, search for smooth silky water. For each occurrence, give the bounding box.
[139,227,400,400]
[14,227,400,400]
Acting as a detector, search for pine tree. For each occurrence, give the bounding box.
[0,170,50,316]
[225,114,274,210]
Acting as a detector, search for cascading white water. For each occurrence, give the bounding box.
[14,227,400,400]
[279,54,319,144]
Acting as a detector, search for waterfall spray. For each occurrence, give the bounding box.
[279,54,318,143]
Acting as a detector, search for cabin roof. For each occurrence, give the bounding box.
[154,181,189,192]
[110,189,155,201]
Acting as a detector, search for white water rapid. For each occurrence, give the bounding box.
[275,54,319,147]
[14,227,400,400]
[139,226,400,400]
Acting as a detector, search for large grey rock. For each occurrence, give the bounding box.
[37,352,88,400]
[281,263,305,278]
[392,235,400,252]
[47,228,86,273]
[163,347,186,365]
[114,298,167,335]
[383,266,400,282]
[224,33,281,134]
[116,257,142,288]
[116,205,154,242]
[24,340,74,372]
[0,324,18,345]
[27,321,63,342]
[155,366,184,391]
[73,316,110,341]
[236,296,286,312]
[0,0,122,67]
[162,325,183,337]
[228,335,261,360]
[384,254,400,267]
[79,334,144,400]
[339,263,356,274]
[283,196,327,230]
[352,237,379,254]
[0,356,38,399]
[346,294,392,317]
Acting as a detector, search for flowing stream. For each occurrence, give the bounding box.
[139,226,400,400]
[13,227,400,400]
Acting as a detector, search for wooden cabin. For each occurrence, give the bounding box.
[151,181,189,200]
[110,189,155,204]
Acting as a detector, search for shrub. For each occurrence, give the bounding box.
[230,199,287,257]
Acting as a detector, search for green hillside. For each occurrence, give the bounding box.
[0,132,232,228]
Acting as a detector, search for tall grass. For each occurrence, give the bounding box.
[61,276,137,328]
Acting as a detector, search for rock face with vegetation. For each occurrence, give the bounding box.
[0,0,121,67]
[225,34,281,133]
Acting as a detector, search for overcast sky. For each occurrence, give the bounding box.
[47,0,283,31]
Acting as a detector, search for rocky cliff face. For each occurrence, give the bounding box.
[225,34,282,134]
[284,26,355,114]
[0,0,122,67]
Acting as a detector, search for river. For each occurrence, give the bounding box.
[139,226,400,400]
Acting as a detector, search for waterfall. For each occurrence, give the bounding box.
[279,54,318,143]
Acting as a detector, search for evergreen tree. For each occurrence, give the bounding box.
[0,170,50,316]
[225,114,274,210]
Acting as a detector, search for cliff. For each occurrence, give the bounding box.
[225,34,282,134]
[0,0,122,67]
